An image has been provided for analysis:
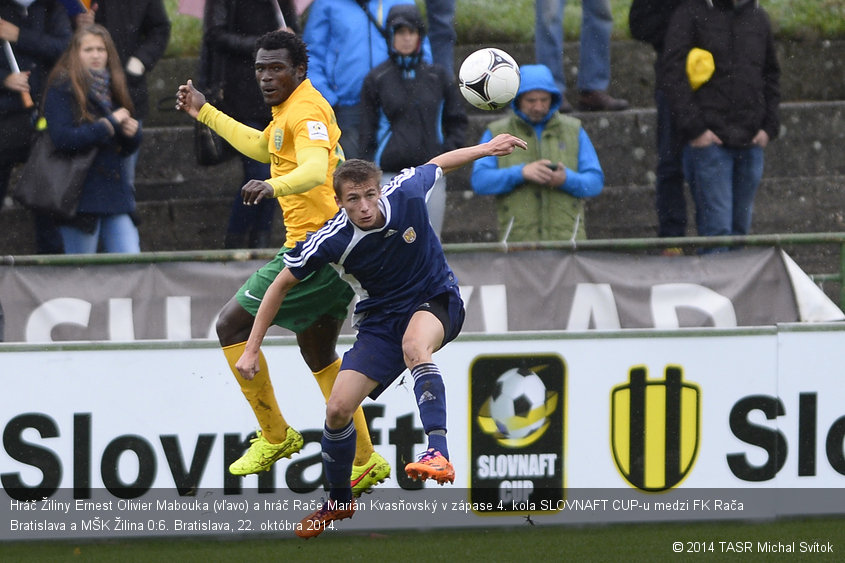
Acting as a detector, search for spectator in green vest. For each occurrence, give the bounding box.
[470,64,604,242]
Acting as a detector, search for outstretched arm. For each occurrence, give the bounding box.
[429,133,527,174]
[235,268,301,380]
[176,79,268,162]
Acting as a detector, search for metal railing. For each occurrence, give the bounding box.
[4,232,845,306]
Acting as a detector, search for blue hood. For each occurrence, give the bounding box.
[512,64,562,121]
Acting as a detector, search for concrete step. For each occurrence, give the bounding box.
[145,39,845,128]
[131,198,287,252]
[4,176,842,296]
[467,101,845,187]
[0,196,287,255]
[584,175,845,241]
[442,175,845,244]
[132,101,845,197]
[133,125,241,195]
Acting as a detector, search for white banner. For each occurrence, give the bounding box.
[3,323,845,539]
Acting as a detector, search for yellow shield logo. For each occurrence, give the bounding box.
[611,365,700,491]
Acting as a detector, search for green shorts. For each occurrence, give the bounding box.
[235,247,354,334]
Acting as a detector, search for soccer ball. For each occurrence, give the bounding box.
[458,47,520,110]
[488,368,548,439]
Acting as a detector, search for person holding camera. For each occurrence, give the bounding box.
[470,64,604,242]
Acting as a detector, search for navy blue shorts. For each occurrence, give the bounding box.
[341,288,465,399]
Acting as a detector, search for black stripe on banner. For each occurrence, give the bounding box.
[628,367,646,488]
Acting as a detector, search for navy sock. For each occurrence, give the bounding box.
[321,420,355,503]
[427,431,448,459]
[412,363,448,459]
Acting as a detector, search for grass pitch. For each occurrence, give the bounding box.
[2,516,844,562]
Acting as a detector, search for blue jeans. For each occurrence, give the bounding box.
[534,0,613,93]
[425,0,457,76]
[59,213,140,254]
[655,89,686,237]
[684,144,764,251]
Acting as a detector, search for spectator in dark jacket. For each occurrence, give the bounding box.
[0,0,71,254]
[303,0,432,160]
[74,0,170,194]
[44,24,142,253]
[629,0,687,251]
[201,0,297,249]
[661,0,779,251]
[359,3,466,236]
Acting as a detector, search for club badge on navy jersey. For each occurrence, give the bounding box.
[403,227,416,243]
[274,128,283,151]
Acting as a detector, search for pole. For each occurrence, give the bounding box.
[270,1,287,29]
[2,40,33,108]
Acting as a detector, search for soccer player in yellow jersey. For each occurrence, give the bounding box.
[176,30,389,495]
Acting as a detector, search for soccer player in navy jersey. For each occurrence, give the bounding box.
[235,133,527,537]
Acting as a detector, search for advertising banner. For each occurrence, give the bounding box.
[3,323,845,540]
[1,248,841,343]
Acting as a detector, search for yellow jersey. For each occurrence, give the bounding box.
[198,78,343,248]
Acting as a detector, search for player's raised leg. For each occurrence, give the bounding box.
[219,298,303,475]
[402,305,456,485]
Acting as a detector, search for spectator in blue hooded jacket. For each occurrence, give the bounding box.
[471,64,604,242]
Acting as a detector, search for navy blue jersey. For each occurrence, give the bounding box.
[284,164,459,322]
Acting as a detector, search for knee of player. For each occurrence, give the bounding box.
[215,313,232,342]
[325,395,357,428]
[402,337,433,367]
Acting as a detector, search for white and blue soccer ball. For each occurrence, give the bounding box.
[458,47,520,110]
[488,367,548,439]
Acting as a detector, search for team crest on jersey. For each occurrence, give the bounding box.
[273,128,284,151]
[307,120,329,141]
[402,227,416,243]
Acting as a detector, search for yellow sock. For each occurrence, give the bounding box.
[223,342,287,443]
[313,358,375,465]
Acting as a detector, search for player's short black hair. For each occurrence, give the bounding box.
[254,30,309,73]
[333,159,382,198]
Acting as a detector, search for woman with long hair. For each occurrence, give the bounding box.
[43,24,142,253]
